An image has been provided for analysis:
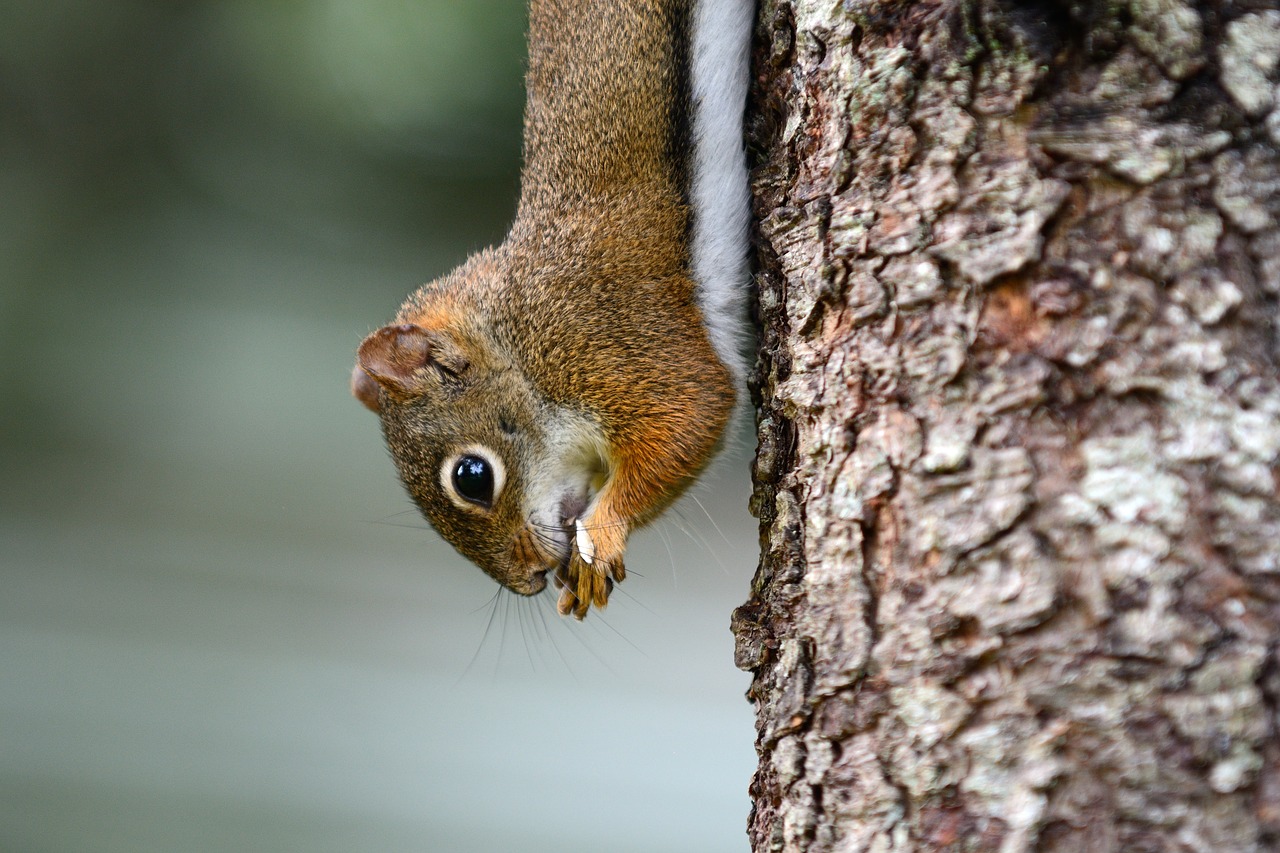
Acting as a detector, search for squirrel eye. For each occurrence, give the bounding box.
[452,454,495,507]
[440,446,505,512]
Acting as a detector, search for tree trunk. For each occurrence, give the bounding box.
[732,1,1280,850]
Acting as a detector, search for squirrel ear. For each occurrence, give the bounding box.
[355,323,438,403]
[355,323,470,405]
[351,363,383,412]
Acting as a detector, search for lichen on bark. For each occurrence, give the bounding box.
[735,1,1280,850]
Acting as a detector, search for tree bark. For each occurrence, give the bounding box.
[732,1,1280,850]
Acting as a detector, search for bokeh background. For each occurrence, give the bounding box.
[0,2,759,850]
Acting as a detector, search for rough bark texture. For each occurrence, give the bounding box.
[732,1,1280,850]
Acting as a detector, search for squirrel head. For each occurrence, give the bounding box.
[352,281,609,597]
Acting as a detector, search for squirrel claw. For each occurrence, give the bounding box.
[552,538,623,618]
[551,513,628,618]
[555,585,578,618]
[572,559,609,619]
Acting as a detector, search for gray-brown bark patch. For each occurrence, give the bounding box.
[738,0,1280,849]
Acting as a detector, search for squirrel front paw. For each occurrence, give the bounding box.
[554,519,627,619]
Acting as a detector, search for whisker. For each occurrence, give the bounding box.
[362,519,433,531]
[654,523,679,590]
[576,517,629,532]
[684,494,732,576]
[667,504,716,555]
[535,597,578,681]
[549,596,617,673]
[605,581,655,616]
[379,508,429,521]
[468,588,502,616]
[686,494,731,546]
[457,588,504,685]
[527,528,565,549]
[494,589,513,678]
[517,596,536,670]
[597,614,646,658]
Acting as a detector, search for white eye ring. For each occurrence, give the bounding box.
[440,445,506,512]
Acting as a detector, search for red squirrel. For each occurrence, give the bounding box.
[353,0,752,618]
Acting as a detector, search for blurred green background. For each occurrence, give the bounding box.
[0,2,758,851]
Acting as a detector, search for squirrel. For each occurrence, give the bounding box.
[352,0,752,619]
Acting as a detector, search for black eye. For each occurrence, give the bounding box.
[452,455,494,507]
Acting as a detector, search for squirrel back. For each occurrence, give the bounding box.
[354,0,752,617]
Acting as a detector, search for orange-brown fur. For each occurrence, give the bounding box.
[355,0,734,617]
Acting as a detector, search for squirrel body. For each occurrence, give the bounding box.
[354,0,751,618]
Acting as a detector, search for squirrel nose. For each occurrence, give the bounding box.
[524,569,550,596]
